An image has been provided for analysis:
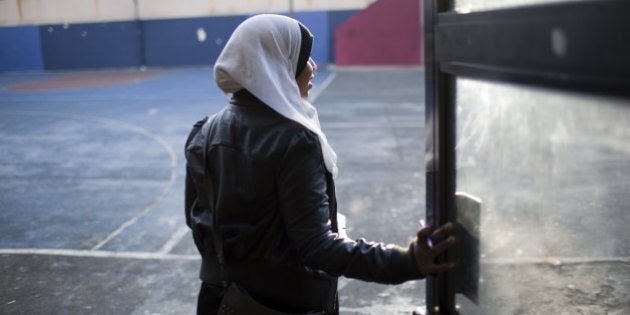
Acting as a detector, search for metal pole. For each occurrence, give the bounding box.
[133,0,146,67]
[425,0,458,313]
[133,0,140,20]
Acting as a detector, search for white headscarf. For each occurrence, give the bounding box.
[214,14,338,177]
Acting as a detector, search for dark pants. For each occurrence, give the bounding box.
[196,282,339,315]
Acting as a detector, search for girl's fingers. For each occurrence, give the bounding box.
[430,222,455,242]
[416,225,433,240]
[428,236,455,257]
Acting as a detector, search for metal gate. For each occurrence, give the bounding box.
[424,0,630,313]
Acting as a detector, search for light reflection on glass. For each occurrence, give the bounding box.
[453,0,594,13]
[455,77,630,313]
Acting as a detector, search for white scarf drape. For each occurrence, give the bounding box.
[214,14,338,177]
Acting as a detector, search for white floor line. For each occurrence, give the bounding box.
[90,119,178,250]
[484,256,630,265]
[2,247,627,266]
[309,71,337,103]
[0,248,199,261]
[322,121,422,129]
[1,110,180,251]
[327,65,425,72]
[159,224,191,255]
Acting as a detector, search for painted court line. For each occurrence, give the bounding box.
[6,69,167,91]
[159,224,191,255]
[0,110,179,251]
[309,71,337,103]
[322,121,422,129]
[1,246,627,265]
[484,256,630,265]
[89,118,178,250]
[0,248,199,261]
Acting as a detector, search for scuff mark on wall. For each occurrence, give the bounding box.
[17,0,23,22]
[94,0,100,17]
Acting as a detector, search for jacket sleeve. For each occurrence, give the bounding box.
[277,130,424,284]
[184,117,208,229]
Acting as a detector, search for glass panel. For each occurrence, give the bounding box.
[455,77,630,314]
[453,0,595,13]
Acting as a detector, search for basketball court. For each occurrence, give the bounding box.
[0,66,428,314]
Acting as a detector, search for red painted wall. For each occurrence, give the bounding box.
[334,0,423,65]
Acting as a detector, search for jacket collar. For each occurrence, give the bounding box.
[230,89,266,108]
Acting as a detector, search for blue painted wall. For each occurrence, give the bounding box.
[39,21,142,70]
[143,15,247,67]
[293,12,329,64]
[292,10,356,64]
[0,26,44,71]
[0,11,356,71]
[327,10,357,63]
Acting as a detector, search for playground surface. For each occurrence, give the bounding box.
[5,65,627,314]
[0,66,428,314]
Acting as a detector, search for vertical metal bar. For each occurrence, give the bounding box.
[133,0,146,67]
[425,0,457,313]
[424,0,439,311]
[441,74,457,314]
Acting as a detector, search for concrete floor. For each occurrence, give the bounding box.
[1,67,628,314]
[0,67,428,314]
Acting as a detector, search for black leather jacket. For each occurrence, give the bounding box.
[185,90,423,312]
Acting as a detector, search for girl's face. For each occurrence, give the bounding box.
[297,57,317,98]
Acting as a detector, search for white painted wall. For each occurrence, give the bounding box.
[1,0,136,26]
[0,0,21,25]
[0,0,375,26]
[139,0,375,19]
